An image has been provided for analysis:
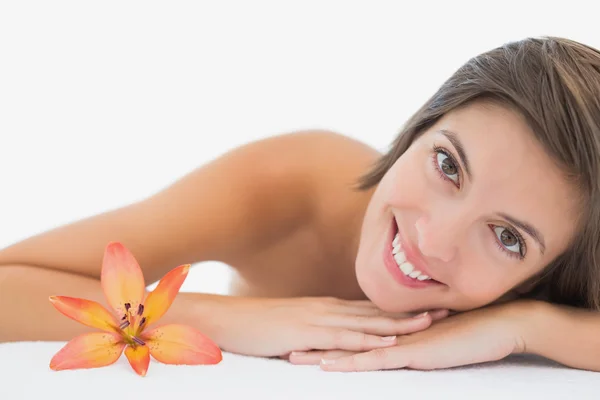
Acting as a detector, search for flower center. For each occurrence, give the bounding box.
[118,302,147,346]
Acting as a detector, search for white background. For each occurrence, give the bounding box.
[1,0,599,293]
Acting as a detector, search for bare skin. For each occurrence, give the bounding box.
[2,117,600,373]
[225,132,378,300]
[1,130,448,357]
[0,131,377,300]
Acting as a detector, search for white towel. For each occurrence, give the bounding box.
[2,341,599,400]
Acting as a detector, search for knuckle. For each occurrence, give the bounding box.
[347,354,361,372]
[336,330,371,350]
[378,317,399,330]
[371,347,390,361]
[332,329,366,349]
[358,332,369,348]
[367,316,398,333]
[332,329,348,346]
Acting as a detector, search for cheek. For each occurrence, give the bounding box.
[452,263,519,308]
[381,152,430,208]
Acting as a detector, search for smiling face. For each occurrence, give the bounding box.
[355,101,579,313]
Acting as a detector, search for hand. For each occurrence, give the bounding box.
[287,302,527,371]
[213,296,448,357]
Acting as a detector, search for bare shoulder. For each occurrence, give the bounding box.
[222,129,381,205]
[251,129,381,215]
[244,129,379,170]
[257,129,381,189]
[199,128,380,212]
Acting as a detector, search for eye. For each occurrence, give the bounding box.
[492,225,527,259]
[433,146,460,186]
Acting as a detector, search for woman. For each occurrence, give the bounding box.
[1,36,599,372]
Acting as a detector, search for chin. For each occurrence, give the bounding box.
[355,254,413,313]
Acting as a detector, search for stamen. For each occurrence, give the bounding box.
[124,303,131,311]
[139,317,147,327]
[121,315,127,321]
[137,304,144,315]
[132,336,145,346]
[119,320,130,330]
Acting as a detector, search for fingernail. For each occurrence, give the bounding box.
[381,335,396,341]
[321,358,335,365]
[413,311,428,318]
[291,351,307,356]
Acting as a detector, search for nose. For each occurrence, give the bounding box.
[415,209,466,263]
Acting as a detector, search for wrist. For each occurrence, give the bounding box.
[503,299,550,355]
[164,292,231,344]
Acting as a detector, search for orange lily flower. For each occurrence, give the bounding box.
[49,242,222,376]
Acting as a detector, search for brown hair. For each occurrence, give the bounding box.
[356,36,600,310]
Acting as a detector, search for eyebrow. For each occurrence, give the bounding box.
[497,212,546,255]
[440,129,473,181]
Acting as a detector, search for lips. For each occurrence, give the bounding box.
[383,216,444,288]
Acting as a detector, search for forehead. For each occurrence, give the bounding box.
[425,101,578,257]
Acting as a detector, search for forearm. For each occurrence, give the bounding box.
[0,264,225,344]
[521,300,600,371]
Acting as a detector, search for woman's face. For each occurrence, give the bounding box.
[355,101,578,313]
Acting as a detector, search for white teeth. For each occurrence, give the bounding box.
[409,270,421,278]
[399,262,414,275]
[391,233,432,282]
[393,251,406,265]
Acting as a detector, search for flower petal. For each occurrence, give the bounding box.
[49,296,119,333]
[124,345,150,377]
[101,242,146,316]
[50,332,125,371]
[141,324,222,365]
[141,264,190,327]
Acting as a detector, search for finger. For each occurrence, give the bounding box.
[334,303,448,320]
[429,309,450,321]
[339,308,449,321]
[288,350,356,365]
[332,301,382,315]
[334,307,415,318]
[339,300,378,308]
[315,299,397,317]
[316,311,435,336]
[320,346,411,372]
[311,329,399,352]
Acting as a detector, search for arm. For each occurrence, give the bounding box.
[0,131,324,341]
[522,300,600,372]
[308,299,600,372]
[0,263,225,342]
